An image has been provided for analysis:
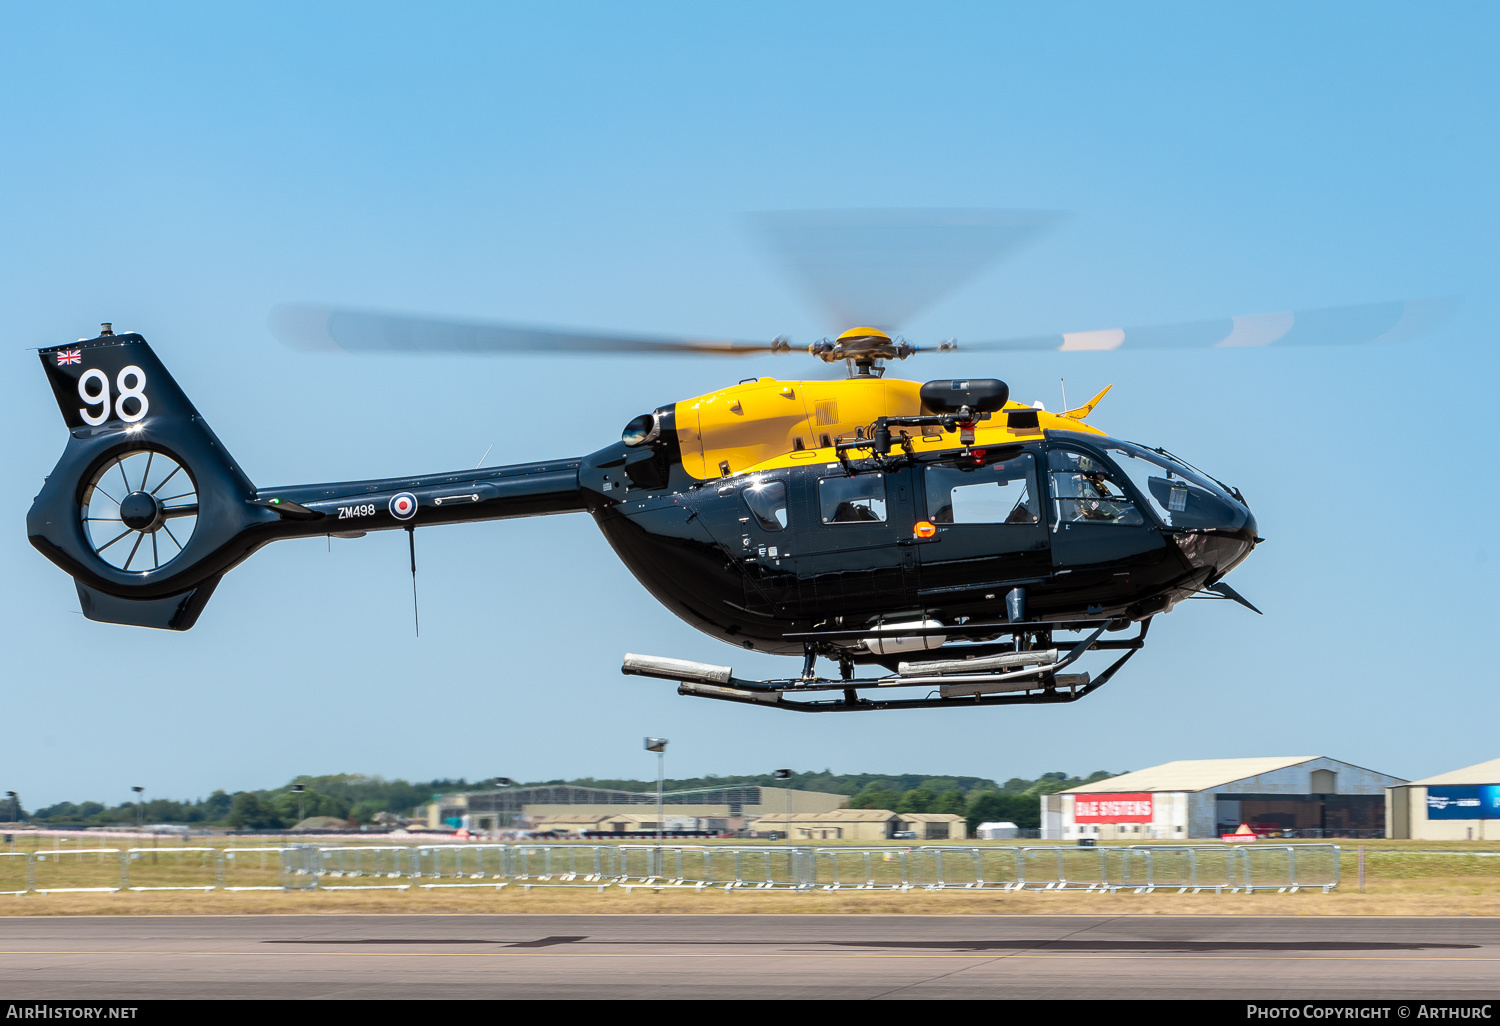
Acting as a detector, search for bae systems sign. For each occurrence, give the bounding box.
[1072,793,1154,823]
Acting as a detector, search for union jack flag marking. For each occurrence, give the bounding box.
[55,349,82,366]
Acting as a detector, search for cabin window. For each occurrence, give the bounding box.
[742,480,788,531]
[819,474,887,524]
[925,453,1039,525]
[1048,449,1143,527]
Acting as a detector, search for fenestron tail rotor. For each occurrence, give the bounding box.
[80,449,199,572]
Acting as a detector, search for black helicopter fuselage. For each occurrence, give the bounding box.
[578,426,1257,661]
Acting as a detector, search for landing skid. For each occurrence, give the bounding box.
[622,618,1151,713]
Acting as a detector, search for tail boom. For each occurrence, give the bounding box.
[252,459,586,539]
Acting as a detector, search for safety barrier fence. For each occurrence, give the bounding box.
[222,846,303,891]
[0,842,1339,894]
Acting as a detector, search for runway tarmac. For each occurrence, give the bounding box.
[2,914,1497,1000]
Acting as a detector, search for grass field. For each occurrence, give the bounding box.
[1,879,1498,917]
[0,835,1496,915]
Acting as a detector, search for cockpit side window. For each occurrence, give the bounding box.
[925,453,1040,525]
[1047,449,1143,528]
[742,480,788,531]
[819,474,887,524]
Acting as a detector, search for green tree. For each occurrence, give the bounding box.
[965,792,1040,833]
[849,785,901,811]
[228,793,285,830]
[32,801,80,823]
[21,769,1124,829]
[271,789,352,825]
[1026,772,1072,795]
[201,791,234,823]
[350,800,387,824]
[932,790,966,816]
[897,788,936,813]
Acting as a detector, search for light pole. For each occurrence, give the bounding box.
[4,791,17,825]
[130,786,145,830]
[644,738,668,843]
[493,777,516,834]
[774,769,793,843]
[291,784,306,826]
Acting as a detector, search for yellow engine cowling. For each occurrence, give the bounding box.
[675,377,926,479]
[674,376,1111,480]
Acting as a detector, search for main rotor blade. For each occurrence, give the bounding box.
[270,306,788,356]
[752,208,1063,332]
[947,297,1454,353]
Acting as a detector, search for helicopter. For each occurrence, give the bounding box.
[26,211,1443,712]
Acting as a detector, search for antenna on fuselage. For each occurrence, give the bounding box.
[407,526,420,638]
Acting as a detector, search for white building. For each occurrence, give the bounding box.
[975,822,1019,840]
[1043,756,1405,840]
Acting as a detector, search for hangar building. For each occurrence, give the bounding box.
[1386,757,1500,841]
[425,783,847,834]
[1044,756,1405,840]
[746,810,966,842]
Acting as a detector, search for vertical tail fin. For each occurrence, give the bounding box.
[29,328,263,629]
[40,326,206,430]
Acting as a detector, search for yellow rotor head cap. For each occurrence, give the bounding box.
[837,326,891,342]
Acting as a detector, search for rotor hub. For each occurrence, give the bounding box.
[118,491,163,532]
[812,327,918,375]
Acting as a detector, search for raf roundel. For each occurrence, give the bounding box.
[389,492,418,521]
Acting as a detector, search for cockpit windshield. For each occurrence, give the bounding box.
[1106,441,1248,532]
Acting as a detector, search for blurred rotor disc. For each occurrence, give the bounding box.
[751,208,1063,331]
[270,306,787,357]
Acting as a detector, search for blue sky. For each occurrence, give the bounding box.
[2,2,1496,807]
